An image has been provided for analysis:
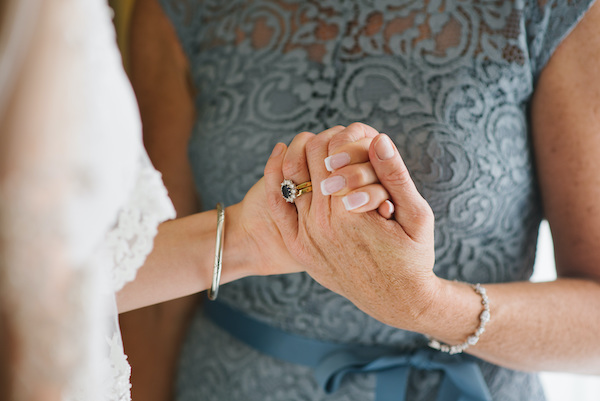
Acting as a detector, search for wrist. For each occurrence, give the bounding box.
[406,274,446,333]
[427,283,491,354]
[219,202,256,283]
[234,195,304,277]
[420,279,487,346]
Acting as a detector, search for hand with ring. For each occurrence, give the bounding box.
[264,122,440,333]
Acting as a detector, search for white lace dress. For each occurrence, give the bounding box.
[0,0,175,400]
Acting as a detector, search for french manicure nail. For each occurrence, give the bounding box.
[324,152,351,172]
[320,175,346,195]
[342,192,370,210]
[383,200,395,216]
[374,135,395,160]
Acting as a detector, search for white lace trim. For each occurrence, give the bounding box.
[107,152,176,293]
[106,332,132,401]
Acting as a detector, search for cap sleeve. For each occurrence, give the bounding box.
[526,0,597,81]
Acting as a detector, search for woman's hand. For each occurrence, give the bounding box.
[231,176,305,277]
[264,123,441,332]
[236,123,385,278]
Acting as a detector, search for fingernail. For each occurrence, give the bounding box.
[374,135,395,160]
[324,152,351,172]
[320,175,346,195]
[342,192,370,210]
[384,200,395,216]
[270,143,285,158]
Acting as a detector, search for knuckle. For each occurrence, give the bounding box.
[297,131,315,140]
[347,121,367,132]
[306,135,325,154]
[348,122,378,139]
[382,165,412,187]
[282,158,306,178]
[329,124,375,154]
[345,122,367,140]
[328,136,347,153]
[412,199,434,224]
[350,166,371,187]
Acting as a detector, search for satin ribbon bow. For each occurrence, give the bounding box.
[205,300,492,401]
[316,348,492,401]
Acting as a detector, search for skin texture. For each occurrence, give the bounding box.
[122,0,600,398]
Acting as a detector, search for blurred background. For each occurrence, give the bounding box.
[108,0,135,69]
[107,1,599,400]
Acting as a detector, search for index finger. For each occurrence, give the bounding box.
[324,137,373,171]
[327,122,379,155]
[324,122,379,171]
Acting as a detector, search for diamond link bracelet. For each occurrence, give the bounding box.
[427,283,490,355]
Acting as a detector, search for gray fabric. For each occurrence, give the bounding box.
[157,1,595,399]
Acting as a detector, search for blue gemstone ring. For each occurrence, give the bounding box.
[281,179,312,203]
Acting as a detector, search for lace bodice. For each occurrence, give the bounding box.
[158,1,595,400]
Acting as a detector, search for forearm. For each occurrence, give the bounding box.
[422,278,600,374]
[116,203,252,313]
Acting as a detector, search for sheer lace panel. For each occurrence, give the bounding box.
[181,0,526,65]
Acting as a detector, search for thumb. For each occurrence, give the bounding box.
[369,134,434,242]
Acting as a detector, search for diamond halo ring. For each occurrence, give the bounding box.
[281,179,312,203]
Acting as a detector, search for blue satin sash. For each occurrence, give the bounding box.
[205,300,492,401]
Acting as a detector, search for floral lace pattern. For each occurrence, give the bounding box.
[107,152,176,293]
[158,0,595,400]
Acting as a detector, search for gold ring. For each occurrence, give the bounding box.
[281,179,312,203]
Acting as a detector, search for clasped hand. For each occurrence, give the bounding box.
[258,123,441,333]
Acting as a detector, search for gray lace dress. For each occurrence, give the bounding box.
[157,1,596,400]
